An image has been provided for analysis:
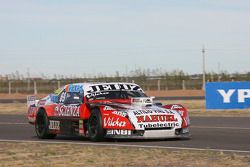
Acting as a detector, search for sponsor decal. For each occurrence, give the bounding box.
[104,117,126,127]
[217,89,250,103]
[106,129,132,136]
[136,115,177,123]
[112,111,127,117]
[171,105,183,110]
[87,83,143,94]
[131,97,153,106]
[133,108,175,116]
[49,120,60,130]
[104,106,116,111]
[86,91,109,99]
[79,120,84,135]
[55,105,80,117]
[38,100,46,106]
[68,85,84,93]
[206,82,250,109]
[138,122,179,129]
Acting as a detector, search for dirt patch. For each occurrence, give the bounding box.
[0,93,47,99]
[160,100,205,109]
[146,90,204,97]
[0,142,249,167]
[0,103,27,115]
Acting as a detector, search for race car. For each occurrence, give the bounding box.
[27,82,190,141]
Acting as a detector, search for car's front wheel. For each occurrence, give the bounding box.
[88,108,105,141]
[35,109,57,139]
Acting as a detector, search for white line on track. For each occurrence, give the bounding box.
[192,126,250,130]
[0,139,249,154]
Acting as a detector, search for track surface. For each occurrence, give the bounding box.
[0,114,249,153]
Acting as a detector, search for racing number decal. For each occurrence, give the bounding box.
[59,92,66,103]
[49,120,60,130]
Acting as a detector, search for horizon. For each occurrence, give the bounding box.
[0,68,249,80]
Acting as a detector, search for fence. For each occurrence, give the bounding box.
[0,78,203,94]
[1,74,249,94]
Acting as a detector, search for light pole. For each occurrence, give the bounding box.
[8,80,12,95]
[202,46,206,90]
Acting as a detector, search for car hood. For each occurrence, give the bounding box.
[104,102,183,130]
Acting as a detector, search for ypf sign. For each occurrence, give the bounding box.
[205,82,250,109]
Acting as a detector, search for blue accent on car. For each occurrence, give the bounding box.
[49,94,59,103]
[68,84,84,93]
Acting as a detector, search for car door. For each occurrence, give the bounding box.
[50,90,83,135]
[55,91,83,117]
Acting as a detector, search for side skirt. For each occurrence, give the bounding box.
[47,117,87,136]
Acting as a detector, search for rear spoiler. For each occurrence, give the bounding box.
[27,95,38,107]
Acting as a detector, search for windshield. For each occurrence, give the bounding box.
[86,90,147,100]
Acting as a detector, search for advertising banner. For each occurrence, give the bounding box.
[205,82,250,109]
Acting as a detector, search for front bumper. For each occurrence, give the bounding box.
[105,127,191,139]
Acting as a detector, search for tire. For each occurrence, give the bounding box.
[35,109,57,139]
[88,108,105,141]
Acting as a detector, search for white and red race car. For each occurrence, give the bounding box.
[27,82,190,141]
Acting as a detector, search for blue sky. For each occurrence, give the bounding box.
[0,0,250,77]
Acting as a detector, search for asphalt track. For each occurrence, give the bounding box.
[0,114,249,154]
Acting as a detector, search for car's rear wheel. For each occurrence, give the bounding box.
[88,108,105,141]
[35,109,57,139]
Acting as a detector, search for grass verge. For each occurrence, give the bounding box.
[0,103,26,115]
[0,142,249,167]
